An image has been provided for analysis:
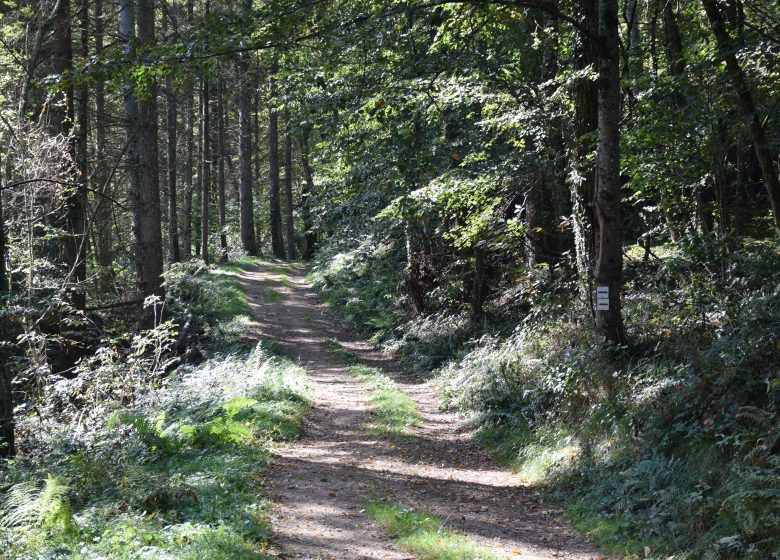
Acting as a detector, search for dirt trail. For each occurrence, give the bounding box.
[240,262,605,560]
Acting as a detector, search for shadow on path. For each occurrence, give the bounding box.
[241,262,605,560]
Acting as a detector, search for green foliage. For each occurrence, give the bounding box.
[0,475,74,533]
[365,501,497,560]
[314,229,780,558]
[164,259,262,325]
[0,270,310,559]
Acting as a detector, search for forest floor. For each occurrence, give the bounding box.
[239,261,608,560]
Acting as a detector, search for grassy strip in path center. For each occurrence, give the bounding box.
[365,501,499,560]
[325,339,420,439]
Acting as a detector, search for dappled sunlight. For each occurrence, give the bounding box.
[243,262,604,560]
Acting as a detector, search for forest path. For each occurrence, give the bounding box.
[240,262,604,560]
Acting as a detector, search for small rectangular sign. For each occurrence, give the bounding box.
[596,285,609,311]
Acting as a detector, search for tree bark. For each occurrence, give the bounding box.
[470,249,486,321]
[199,0,211,265]
[181,0,195,259]
[237,27,258,256]
[298,127,316,259]
[93,0,113,291]
[0,167,12,458]
[594,0,626,344]
[701,0,780,231]
[74,0,90,304]
[51,0,88,311]
[120,0,143,301]
[217,79,228,262]
[525,179,544,266]
[572,0,600,309]
[134,0,165,308]
[268,62,286,259]
[165,16,180,263]
[283,108,296,259]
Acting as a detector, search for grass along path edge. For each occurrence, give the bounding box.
[325,339,420,439]
[365,501,499,560]
[1,259,311,559]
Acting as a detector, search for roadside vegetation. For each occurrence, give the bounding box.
[0,260,310,559]
[311,237,780,559]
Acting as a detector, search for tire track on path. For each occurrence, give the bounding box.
[240,262,606,560]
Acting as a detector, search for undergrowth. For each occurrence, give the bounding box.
[311,235,780,559]
[0,259,311,559]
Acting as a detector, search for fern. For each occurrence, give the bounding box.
[0,475,74,532]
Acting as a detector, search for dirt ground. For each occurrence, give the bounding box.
[240,262,607,560]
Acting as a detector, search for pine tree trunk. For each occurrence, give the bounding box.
[237,28,257,256]
[165,11,180,263]
[573,0,599,310]
[404,220,425,314]
[470,249,486,321]
[283,108,296,259]
[134,0,165,308]
[93,0,113,292]
[268,62,286,259]
[120,0,142,297]
[74,0,89,305]
[594,0,626,345]
[181,0,195,259]
[52,0,87,311]
[298,127,316,259]
[525,179,544,266]
[0,169,12,458]
[217,79,228,262]
[0,325,12,456]
[701,0,780,232]
[199,2,211,265]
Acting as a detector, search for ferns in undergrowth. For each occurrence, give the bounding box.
[0,475,74,533]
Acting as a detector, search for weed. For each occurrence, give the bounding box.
[266,289,282,303]
[1,265,311,559]
[326,340,420,438]
[366,501,497,560]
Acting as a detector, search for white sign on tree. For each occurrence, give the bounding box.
[596,286,609,311]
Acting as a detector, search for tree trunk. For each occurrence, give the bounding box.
[594,0,626,345]
[134,0,165,309]
[701,0,780,231]
[217,79,228,262]
[0,312,12,456]
[51,0,87,311]
[120,0,142,299]
[404,220,425,314]
[93,0,113,292]
[199,1,211,265]
[298,127,316,259]
[268,62,286,259]
[237,27,258,256]
[165,17,180,263]
[470,249,486,322]
[181,0,194,259]
[0,167,12,458]
[543,12,570,258]
[525,180,544,266]
[572,0,599,310]
[283,108,296,259]
[74,0,90,305]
